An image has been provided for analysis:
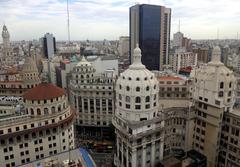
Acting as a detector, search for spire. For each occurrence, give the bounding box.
[178,20,181,32]
[2,24,10,39]
[129,44,145,69]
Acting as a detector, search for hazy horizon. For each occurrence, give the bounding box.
[1,0,240,41]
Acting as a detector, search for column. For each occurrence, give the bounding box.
[151,142,156,167]
[142,144,146,167]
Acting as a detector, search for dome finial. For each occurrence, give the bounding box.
[129,44,145,69]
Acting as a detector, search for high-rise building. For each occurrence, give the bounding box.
[113,46,164,167]
[173,32,184,48]
[130,4,171,71]
[42,33,56,59]
[172,48,197,73]
[118,36,129,57]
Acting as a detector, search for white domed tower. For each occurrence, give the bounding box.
[113,45,164,167]
[189,46,236,167]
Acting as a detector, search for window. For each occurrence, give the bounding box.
[136,77,140,81]
[126,104,130,109]
[136,87,140,92]
[220,82,224,89]
[126,86,130,91]
[218,91,223,97]
[135,105,141,110]
[146,96,150,102]
[126,96,130,103]
[135,97,141,103]
[229,82,232,88]
[146,86,150,91]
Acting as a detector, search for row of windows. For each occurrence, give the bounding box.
[120,102,157,109]
[121,76,154,81]
[119,85,157,91]
[0,112,70,135]
[119,95,152,103]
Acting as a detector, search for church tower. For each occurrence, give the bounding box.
[1,25,14,67]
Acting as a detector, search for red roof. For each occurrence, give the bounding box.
[23,83,65,100]
[158,76,183,81]
[180,66,192,73]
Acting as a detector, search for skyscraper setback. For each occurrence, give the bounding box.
[129,4,171,71]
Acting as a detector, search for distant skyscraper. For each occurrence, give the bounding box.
[42,33,56,59]
[130,4,171,71]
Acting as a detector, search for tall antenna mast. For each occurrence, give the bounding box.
[178,20,180,32]
[67,0,70,43]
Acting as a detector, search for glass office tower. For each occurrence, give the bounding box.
[130,4,171,71]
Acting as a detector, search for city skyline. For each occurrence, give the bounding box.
[1,0,240,41]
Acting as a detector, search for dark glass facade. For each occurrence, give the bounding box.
[130,4,170,71]
[139,5,161,71]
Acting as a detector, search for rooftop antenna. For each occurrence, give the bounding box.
[178,20,181,32]
[67,0,70,43]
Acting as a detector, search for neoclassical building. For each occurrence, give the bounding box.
[0,56,40,97]
[113,46,164,167]
[0,79,75,167]
[69,56,115,139]
[189,46,236,166]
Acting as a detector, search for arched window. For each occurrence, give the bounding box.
[30,108,34,115]
[63,103,66,109]
[220,82,224,89]
[119,85,122,89]
[126,96,130,103]
[51,106,55,113]
[58,105,61,112]
[81,75,84,78]
[229,82,232,88]
[44,108,49,115]
[154,85,156,89]
[146,86,150,91]
[135,97,141,103]
[119,94,122,100]
[126,86,130,91]
[37,108,41,115]
[136,87,140,92]
[145,96,150,102]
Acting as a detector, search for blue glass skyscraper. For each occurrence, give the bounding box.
[130,4,171,71]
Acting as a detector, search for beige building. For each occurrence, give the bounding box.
[189,46,236,166]
[0,81,75,167]
[69,57,115,138]
[0,56,40,97]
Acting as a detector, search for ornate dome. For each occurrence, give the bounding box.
[115,45,159,122]
[23,83,65,100]
[191,46,236,109]
[76,56,91,67]
[72,56,95,84]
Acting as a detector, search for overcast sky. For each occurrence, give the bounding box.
[0,0,240,41]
